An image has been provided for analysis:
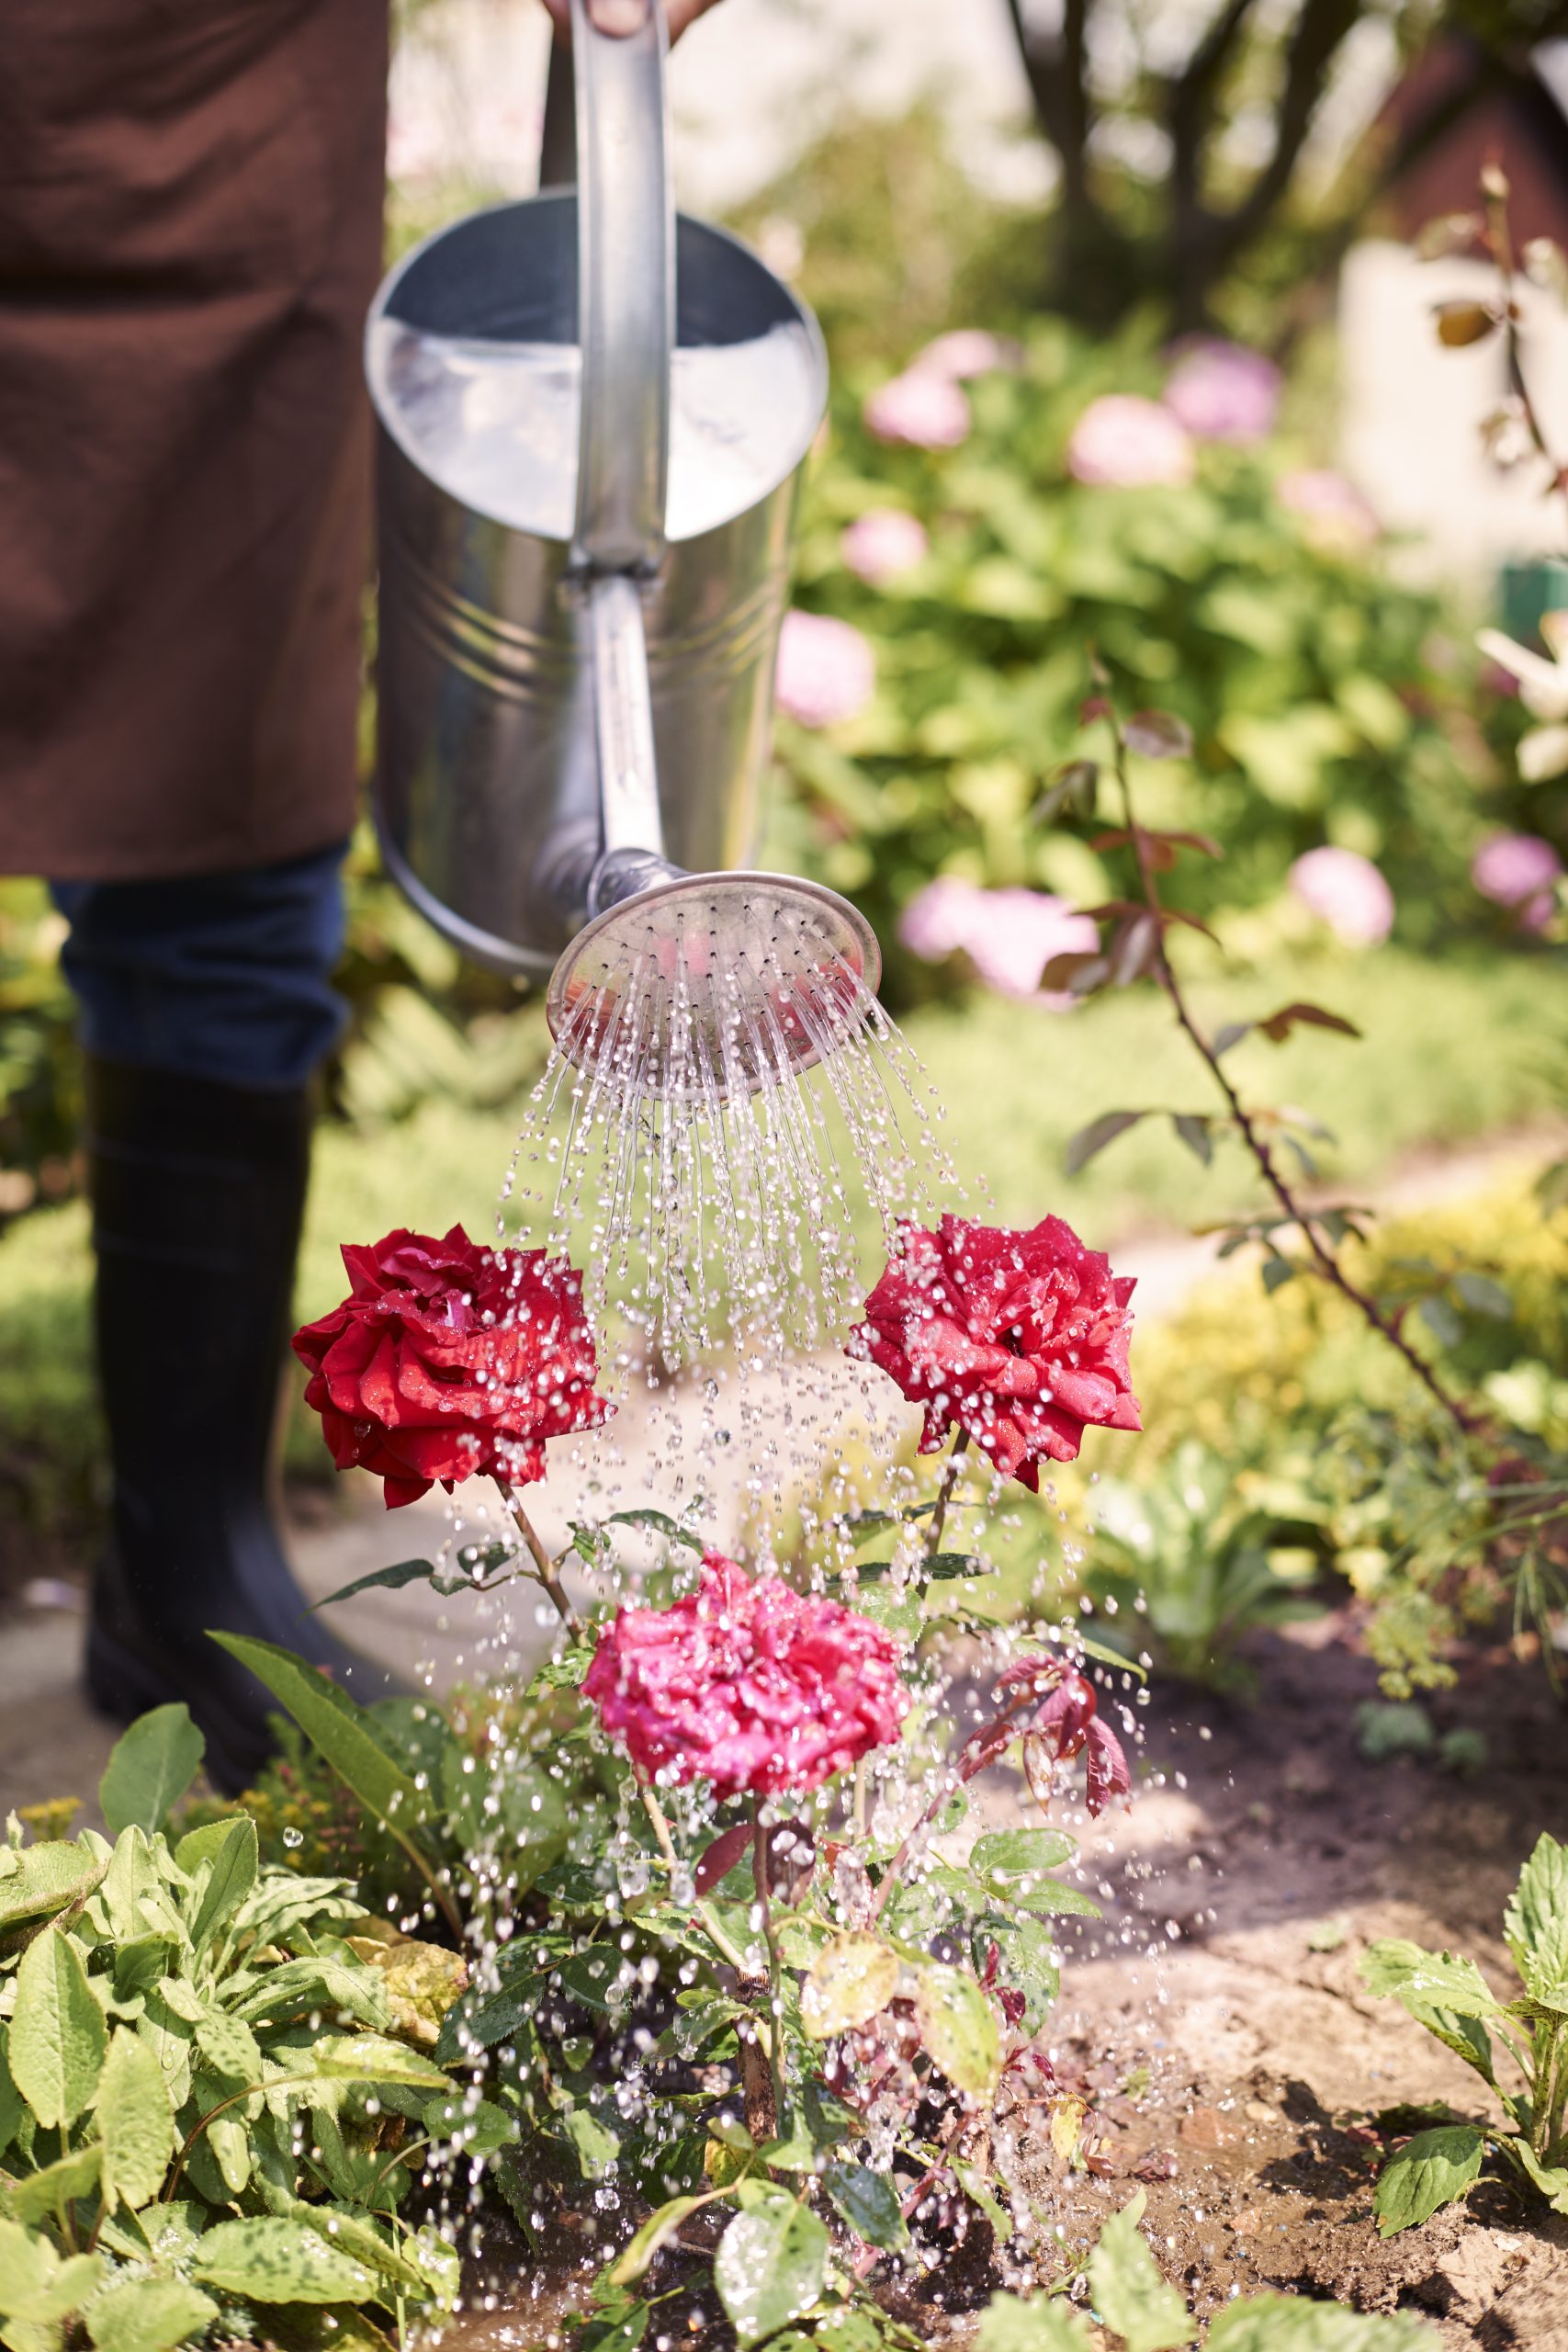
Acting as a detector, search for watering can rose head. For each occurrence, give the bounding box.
[851,1213,1140,1487]
[292,1224,611,1507]
[583,1553,909,1799]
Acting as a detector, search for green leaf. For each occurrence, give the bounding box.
[0,2220,58,2316]
[99,1708,205,1839]
[0,2037,19,2159]
[1373,2125,1485,2237]
[601,1509,704,1552]
[1506,1832,1568,2011]
[713,2193,829,2348]
[1504,2136,1568,2212]
[10,1928,107,2129]
[1417,1294,1463,1349]
[6,2143,104,2227]
[1207,2298,1438,2349]
[207,1634,430,1838]
[969,1829,1077,1903]
[306,1560,444,1611]
[849,1586,923,1639]
[98,2030,174,2212]
[913,1966,1001,2097]
[0,1843,106,1938]
[822,2162,908,2251]
[85,2278,218,2352]
[608,2194,711,2289]
[1067,1632,1146,1682]
[976,2293,1092,2350]
[1086,2194,1193,2350]
[304,2033,454,2093]
[1065,1111,1145,1176]
[801,1934,901,2040]
[183,1816,259,1951]
[191,2217,378,2307]
[971,1914,1060,2035]
[1,2245,105,2328]
[1359,1941,1499,2021]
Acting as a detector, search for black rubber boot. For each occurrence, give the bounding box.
[83,1055,400,1793]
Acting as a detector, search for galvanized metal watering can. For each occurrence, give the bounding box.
[367,0,879,1093]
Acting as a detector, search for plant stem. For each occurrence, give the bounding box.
[924,1431,970,1561]
[635,1771,678,1867]
[750,1802,786,2136]
[1483,174,1568,545]
[1103,707,1472,1436]
[494,1478,581,1631]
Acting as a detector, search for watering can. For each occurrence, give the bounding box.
[367,0,879,1093]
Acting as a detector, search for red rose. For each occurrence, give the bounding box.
[852,1213,1139,1488]
[292,1225,611,1508]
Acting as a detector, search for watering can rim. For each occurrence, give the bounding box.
[364,190,829,546]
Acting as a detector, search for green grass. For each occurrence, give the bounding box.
[1,943,1561,1522]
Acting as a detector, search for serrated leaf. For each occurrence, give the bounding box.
[1373,2124,1484,2237]
[99,2030,173,2211]
[1505,2136,1568,2211]
[99,1709,205,1840]
[914,1965,1001,2097]
[1065,1110,1145,1175]
[976,2292,1092,2349]
[1086,2194,1193,2349]
[1505,1832,1568,2008]
[714,2193,829,2348]
[85,2278,218,2352]
[1360,1940,1499,2021]
[608,2195,709,2289]
[822,2161,908,2251]
[10,1928,107,2129]
[969,1828,1077,1902]
[801,1935,901,2040]
[191,2217,377,2306]
[1207,2297,1437,2348]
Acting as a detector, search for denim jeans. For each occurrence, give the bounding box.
[51,841,350,1091]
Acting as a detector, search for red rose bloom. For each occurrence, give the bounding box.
[852,1213,1139,1488]
[292,1225,611,1508]
[583,1553,910,1799]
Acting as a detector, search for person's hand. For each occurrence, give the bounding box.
[541,0,724,41]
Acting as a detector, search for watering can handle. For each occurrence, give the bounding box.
[569,0,673,577]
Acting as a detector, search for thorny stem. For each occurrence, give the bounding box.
[1102,705,1472,1437]
[751,1800,787,2135]
[493,1478,581,1632]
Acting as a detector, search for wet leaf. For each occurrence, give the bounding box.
[969,1828,1077,1902]
[209,1634,432,1840]
[1373,2123,1484,2237]
[714,2192,829,2347]
[1207,2299,1435,2348]
[1086,2192,1192,2348]
[913,1965,1001,2097]
[694,1825,755,1898]
[976,2291,1092,2348]
[305,1560,445,1611]
[1360,1941,1500,2020]
[801,1934,901,2040]
[822,2161,908,2250]
[10,1925,107,2129]
[98,2029,174,2211]
[607,2193,711,2288]
[1065,1110,1145,1175]
[99,1707,205,1839]
[971,1915,1059,2036]
[1020,1732,1055,1813]
[601,1508,704,1551]
[191,2217,378,2307]
[1122,710,1193,760]
[85,2277,219,2352]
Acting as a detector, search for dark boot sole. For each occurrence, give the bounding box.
[85,1622,262,1798]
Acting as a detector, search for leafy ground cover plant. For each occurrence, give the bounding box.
[0,1707,461,2352]
[1361,1830,1568,2235]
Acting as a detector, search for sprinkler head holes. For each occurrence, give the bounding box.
[545,871,882,1102]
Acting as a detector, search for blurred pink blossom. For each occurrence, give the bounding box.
[898,876,1099,1002]
[1472,831,1562,929]
[915,330,1014,380]
[840,507,929,584]
[1289,846,1395,946]
[774,609,875,728]
[1066,395,1194,489]
[1163,339,1280,444]
[863,369,972,449]
[1277,469,1379,551]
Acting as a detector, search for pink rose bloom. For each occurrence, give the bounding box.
[774,610,875,728]
[840,507,929,585]
[1163,339,1280,444]
[1472,831,1562,930]
[1066,395,1194,489]
[897,877,1098,1002]
[584,1553,910,1799]
[914,330,1014,380]
[863,369,972,450]
[1289,846,1395,946]
[1277,469,1379,552]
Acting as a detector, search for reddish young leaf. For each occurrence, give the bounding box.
[694,1821,754,1896]
[1122,709,1194,759]
[1256,1001,1363,1045]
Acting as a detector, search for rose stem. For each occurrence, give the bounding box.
[924,1430,970,1561]
[1100,689,1472,1437]
[633,1769,679,1867]
[493,1477,581,1631]
[750,1799,786,2138]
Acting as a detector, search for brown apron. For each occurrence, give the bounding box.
[0,0,388,880]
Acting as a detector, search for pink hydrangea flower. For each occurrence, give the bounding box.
[1288,846,1395,946]
[583,1553,910,1799]
[863,369,972,450]
[1163,339,1280,444]
[1066,395,1194,489]
[840,507,929,585]
[914,330,1014,380]
[1277,468,1379,552]
[774,610,875,728]
[897,876,1098,1002]
[1472,831,1562,929]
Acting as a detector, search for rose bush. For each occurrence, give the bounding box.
[584,1550,909,1797]
[854,1212,1140,1486]
[292,1223,610,1506]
